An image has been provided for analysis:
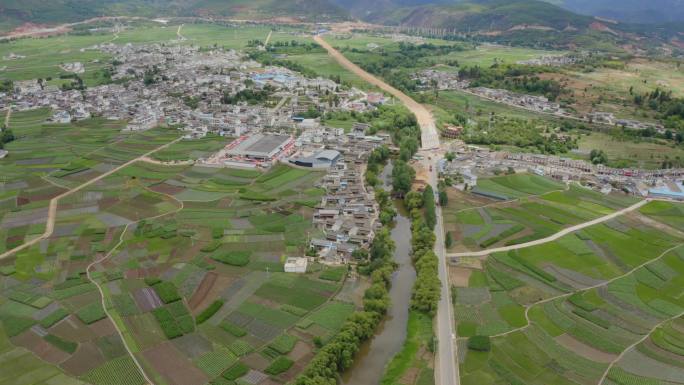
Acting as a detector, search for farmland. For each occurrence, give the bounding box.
[444,173,684,385]
[0,153,358,384]
[443,174,638,252]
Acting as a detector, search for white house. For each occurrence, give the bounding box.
[284,257,308,273]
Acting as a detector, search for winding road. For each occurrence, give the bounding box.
[448,198,651,259]
[315,34,459,385]
[0,137,182,260]
[313,35,441,150]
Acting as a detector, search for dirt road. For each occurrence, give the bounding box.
[0,137,182,260]
[313,35,440,149]
[3,106,10,128]
[448,198,651,259]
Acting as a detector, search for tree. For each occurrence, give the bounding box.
[392,160,415,197]
[404,191,423,211]
[467,335,491,352]
[589,149,608,165]
[445,232,454,248]
[438,190,448,206]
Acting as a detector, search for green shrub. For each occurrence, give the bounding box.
[153,281,181,304]
[76,303,106,324]
[144,277,161,286]
[280,304,308,316]
[222,362,249,380]
[467,335,491,352]
[197,300,224,324]
[572,308,610,329]
[509,251,557,282]
[269,334,297,354]
[0,315,35,337]
[220,322,247,337]
[265,356,294,375]
[39,308,69,328]
[44,334,77,353]
[568,293,597,312]
[211,252,250,267]
[319,267,346,282]
[152,307,183,339]
[201,241,222,253]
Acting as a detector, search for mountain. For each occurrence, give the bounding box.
[545,0,684,24]
[0,0,349,31]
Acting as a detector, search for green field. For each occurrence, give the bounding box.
[0,152,351,385]
[448,175,684,385]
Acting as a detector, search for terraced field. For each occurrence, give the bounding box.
[0,160,354,385]
[445,174,684,385]
[444,175,638,252]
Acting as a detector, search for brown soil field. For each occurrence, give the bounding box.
[189,273,235,313]
[555,333,617,363]
[12,330,71,365]
[125,314,166,350]
[149,183,186,195]
[60,341,106,375]
[50,315,97,342]
[88,318,116,338]
[242,352,270,371]
[448,267,472,288]
[143,342,209,385]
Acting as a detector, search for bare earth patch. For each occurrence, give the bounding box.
[143,341,209,385]
[12,329,71,365]
[555,333,617,363]
[449,267,472,287]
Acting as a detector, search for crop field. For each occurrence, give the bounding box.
[0,108,182,255]
[446,174,684,385]
[576,132,684,170]
[0,150,357,385]
[428,43,563,67]
[443,174,638,252]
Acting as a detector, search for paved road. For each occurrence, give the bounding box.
[313,35,440,150]
[0,137,182,260]
[315,34,459,385]
[448,198,651,259]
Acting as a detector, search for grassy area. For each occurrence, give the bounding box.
[381,311,435,385]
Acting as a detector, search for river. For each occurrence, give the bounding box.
[341,162,416,385]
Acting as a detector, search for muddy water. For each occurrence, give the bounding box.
[341,163,415,385]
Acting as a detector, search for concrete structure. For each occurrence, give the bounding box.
[226,134,293,160]
[284,257,308,273]
[289,149,341,169]
[648,181,684,200]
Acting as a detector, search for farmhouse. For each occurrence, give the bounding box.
[284,257,308,273]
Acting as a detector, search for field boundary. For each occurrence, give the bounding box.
[448,198,653,258]
[479,242,684,340]
[0,136,182,260]
[86,186,185,385]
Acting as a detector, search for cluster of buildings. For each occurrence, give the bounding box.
[414,69,668,134]
[440,142,684,199]
[586,112,666,134]
[517,55,578,67]
[2,42,386,141]
[299,126,389,264]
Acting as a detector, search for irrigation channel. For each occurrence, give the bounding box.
[341,162,416,385]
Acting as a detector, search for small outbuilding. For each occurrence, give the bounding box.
[284,257,308,273]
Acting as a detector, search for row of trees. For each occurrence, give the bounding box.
[293,111,410,385]
[405,188,441,315]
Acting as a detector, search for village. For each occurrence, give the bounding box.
[439,141,684,200]
[414,69,666,133]
[0,40,394,271]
